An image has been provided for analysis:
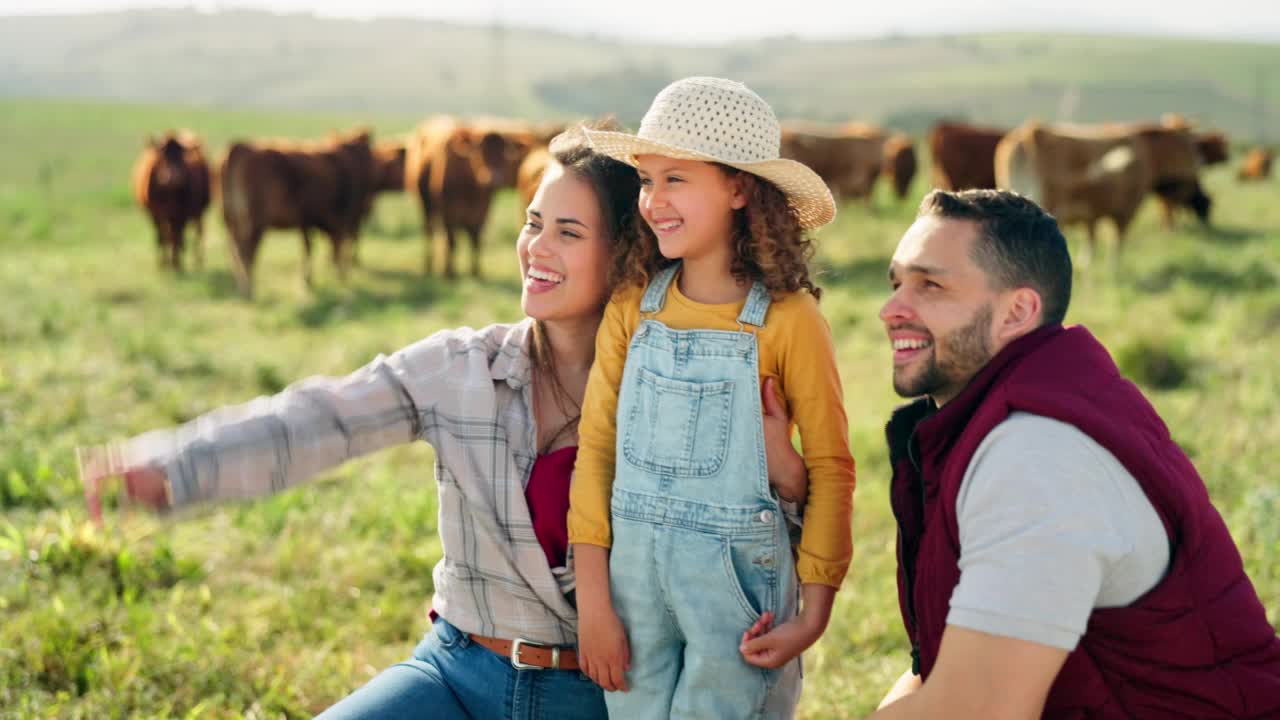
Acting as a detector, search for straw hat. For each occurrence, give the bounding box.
[583,77,836,229]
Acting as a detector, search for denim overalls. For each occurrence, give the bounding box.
[605,263,801,719]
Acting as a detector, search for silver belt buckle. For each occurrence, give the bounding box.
[510,637,558,670]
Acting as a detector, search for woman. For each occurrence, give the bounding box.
[80,126,808,719]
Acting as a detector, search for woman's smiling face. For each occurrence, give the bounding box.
[518,160,612,323]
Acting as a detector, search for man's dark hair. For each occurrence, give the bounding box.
[918,189,1073,326]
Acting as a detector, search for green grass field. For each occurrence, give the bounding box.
[1,98,1277,719]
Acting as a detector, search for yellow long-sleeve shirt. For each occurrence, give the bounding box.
[568,278,856,588]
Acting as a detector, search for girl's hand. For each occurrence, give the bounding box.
[77,445,169,524]
[761,377,807,504]
[738,610,823,669]
[740,584,836,669]
[578,603,631,692]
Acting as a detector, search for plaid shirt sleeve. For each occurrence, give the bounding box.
[119,330,459,507]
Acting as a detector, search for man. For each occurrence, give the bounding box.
[868,189,1280,719]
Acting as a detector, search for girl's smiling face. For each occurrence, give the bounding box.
[634,155,747,266]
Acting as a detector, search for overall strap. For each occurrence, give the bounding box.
[736,280,772,328]
[639,262,681,315]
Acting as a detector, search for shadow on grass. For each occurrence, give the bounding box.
[1132,259,1278,294]
[295,267,521,328]
[1196,224,1269,246]
[818,256,892,293]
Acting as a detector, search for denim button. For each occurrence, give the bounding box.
[758,509,774,523]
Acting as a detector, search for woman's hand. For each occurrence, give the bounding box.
[761,377,807,504]
[578,600,631,692]
[77,445,170,523]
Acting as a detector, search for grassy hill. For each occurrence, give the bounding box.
[0,9,1278,140]
[1,96,1278,718]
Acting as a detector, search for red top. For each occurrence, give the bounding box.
[432,446,577,624]
[524,446,577,569]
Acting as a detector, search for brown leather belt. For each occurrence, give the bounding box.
[468,634,580,671]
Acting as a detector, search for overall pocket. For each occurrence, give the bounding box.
[720,536,778,626]
[621,367,734,478]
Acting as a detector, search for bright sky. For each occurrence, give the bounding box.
[2,0,1279,43]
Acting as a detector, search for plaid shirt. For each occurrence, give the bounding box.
[119,320,581,645]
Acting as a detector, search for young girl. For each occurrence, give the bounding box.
[568,77,856,718]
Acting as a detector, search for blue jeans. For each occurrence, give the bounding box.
[315,617,607,720]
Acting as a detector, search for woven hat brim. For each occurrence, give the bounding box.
[582,129,836,230]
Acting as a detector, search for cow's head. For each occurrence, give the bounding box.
[478,131,511,187]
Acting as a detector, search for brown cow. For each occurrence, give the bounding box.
[405,117,515,277]
[996,122,1152,262]
[927,121,1007,191]
[131,131,211,272]
[1238,148,1274,181]
[1117,123,1210,228]
[780,122,885,202]
[882,133,918,201]
[220,128,375,298]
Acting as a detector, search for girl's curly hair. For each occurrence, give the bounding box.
[616,164,822,301]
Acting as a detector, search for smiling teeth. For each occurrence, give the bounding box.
[893,339,932,350]
[656,220,682,231]
[528,268,563,283]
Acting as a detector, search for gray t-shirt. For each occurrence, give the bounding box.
[946,412,1170,651]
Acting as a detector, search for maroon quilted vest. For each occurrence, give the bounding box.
[887,323,1280,718]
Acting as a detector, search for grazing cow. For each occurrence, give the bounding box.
[405,117,514,277]
[1119,123,1211,228]
[927,120,1007,191]
[780,122,886,201]
[996,122,1152,261]
[1238,148,1274,181]
[220,128,375,298]
[131,131,211,272]
[882,133,918,201]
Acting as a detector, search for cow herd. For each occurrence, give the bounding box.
[132,113,1274,297]
[132,117,559,298]
[931,115,1273,259]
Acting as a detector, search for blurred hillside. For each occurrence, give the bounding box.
[0,8,1277,140]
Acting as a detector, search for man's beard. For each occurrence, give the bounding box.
[893,303,995,402]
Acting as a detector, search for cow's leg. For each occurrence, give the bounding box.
[440,224,457,279]
[231,226,263,299]
[1158,195,1176,230]
[171,219,187,272]
[300,227,314,289]
[469,224,483,278]
[1078,222,1096,269]
[418,186,434,275]
[332,230,351,282]
[193,215,205,271]
[152,217,168,269]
